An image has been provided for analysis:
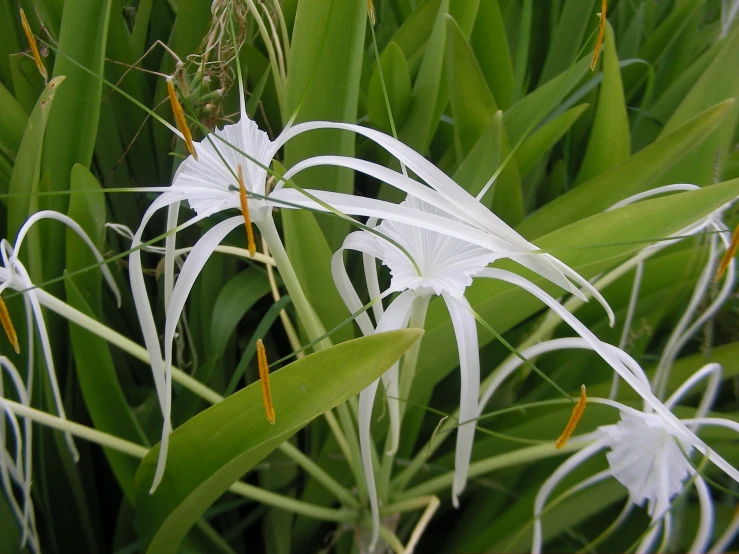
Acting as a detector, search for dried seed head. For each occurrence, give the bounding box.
[368,0,376,25]
[591,0,607,71]
[167,78,198,160]
[257,339,275,424]
[20,9,47,82]
[555,385,587,448]
[237,164,257,257]
[0,296,20,354]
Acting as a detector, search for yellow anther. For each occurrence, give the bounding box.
[0,296,20,354]
[257,339,275,425]
[590,0,607,70]
[237,164,257,257]
[715,222,739,282]
[167,78,197,160]
[555,385,587,449]
[367,0,376,25]
[20,9,47,82]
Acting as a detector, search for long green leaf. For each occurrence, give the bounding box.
[575,23,630,184]
[516,100,733,239]
[470,0,513,110]
[6,77,64,238]
[284,0,365,249]
[134,329,423,553]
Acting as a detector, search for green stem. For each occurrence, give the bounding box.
[259,217,331,351]
[259,217,365,488]
[3,399,355,522]
[33,287,358,508]
[337,401,368,502]
[395,441,588,501]
[378,526,406,554]
[5,399,149,458]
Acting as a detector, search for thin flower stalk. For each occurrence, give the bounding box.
[0,390,358,523]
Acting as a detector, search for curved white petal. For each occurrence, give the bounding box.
[274,122,543,249]
[477,268,654,404]
[709,500,739,552]
[130,193,184,406]
[13,210,121,307]
[442,294,481,508]
[164,203,180,311]
[130,193,216,492]
[689,476,713,554]
[0,356,35,547]
[269,188,580,295]
[11,260,78,461]
[654,223,735,398]
[152,216,245,492]
[612,262,644,399]
[358,291,416,551]
[478,337,651,417]
[533,440,606,554]
[363,218,385,323]
[607,184,699,211]
[358,379,381,552]
[376,291,416,459]
[275,124,615,308]
[330,232,383,337]
[281,156,474,224]
[665,363,722,421]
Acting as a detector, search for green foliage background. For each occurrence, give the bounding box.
[0,0,738,552]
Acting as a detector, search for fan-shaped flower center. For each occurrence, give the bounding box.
[599,411,693,516]
[172,118,274,221]
[373,197,498,297]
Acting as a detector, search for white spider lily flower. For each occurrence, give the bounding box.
[0,356,39,553]
[477,339,739,553]
[330,195,638,549]
[132,73,615,492]
[0,211,121,461]
[269,123,614,319]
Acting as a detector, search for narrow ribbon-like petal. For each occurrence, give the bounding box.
[358,290,416,551]
[442,293,481,508]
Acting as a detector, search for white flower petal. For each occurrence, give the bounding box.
[13,210,121,307]
[604,413,692,516]
[164,203,180,311]
[276,123,606,303]
[331,232,382,337]
[152,216,244,492]
[478,337,651,417]
[442,294,481,508]
[11,260,78,462]
[363,218,385,324]
[665,363,722,421]
[690,476,713,554]
[269,188,581,295]
[358,291,416,552]
[533,440,606,554]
